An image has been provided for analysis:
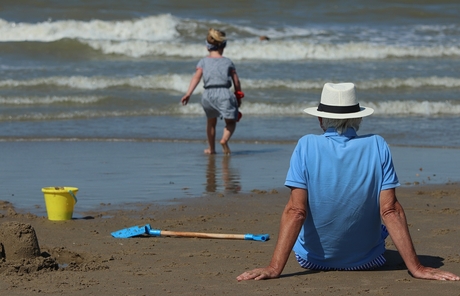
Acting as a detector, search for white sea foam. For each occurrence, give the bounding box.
[83,40,208,58]
[0,109,156,121]
[0,96,103,105]
[0,15,179,42]
[0,74,194,91]
[1,99,458,122]
[1,16,460,60]
[365,100,460,116]
[357,77,460,89]
[82,39,460,60]
[179,101,460,116]
[226,42,460,60]
[1,75,460,92]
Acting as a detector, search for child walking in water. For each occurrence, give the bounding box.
[181,28,243,155]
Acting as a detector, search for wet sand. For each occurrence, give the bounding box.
[1,183,459,295]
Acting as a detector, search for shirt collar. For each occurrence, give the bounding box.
[324,127,358,138]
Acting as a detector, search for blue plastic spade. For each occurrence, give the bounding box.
[111,224,269,242]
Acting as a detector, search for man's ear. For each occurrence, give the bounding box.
[318,117,325,131]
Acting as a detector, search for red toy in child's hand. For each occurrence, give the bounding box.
[234,91,244,122]
[234,91,244,100]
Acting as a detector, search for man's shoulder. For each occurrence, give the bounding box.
[299,133,384,139]
[296,134,326,147]
[298,133,388,147]
[299,133,322,141]
[356,133,386,143]
[299,133,386,139]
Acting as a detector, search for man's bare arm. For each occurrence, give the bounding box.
[236,187,307,281]
[380,188,459,281]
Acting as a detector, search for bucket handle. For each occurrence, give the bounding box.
[68,190,78,204]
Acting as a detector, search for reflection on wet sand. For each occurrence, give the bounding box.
[206,156,217,192]
[206,155,241,193]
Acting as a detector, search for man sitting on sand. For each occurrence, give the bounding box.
[237,83,460,281]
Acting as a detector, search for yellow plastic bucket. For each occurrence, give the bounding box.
[42,187,78,221]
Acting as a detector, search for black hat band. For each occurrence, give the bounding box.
[317,103,361,114]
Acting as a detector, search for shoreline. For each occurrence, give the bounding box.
[2,136,460,149]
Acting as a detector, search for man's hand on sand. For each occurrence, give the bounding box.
[411,266,460,281]
[236,267,279,281]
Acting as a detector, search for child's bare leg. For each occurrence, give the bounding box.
[205,118,217,154]
[220,119,236,155]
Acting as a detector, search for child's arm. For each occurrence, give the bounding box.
[181,68,203,105]
[231,70,241,92]
[231,71,243,107]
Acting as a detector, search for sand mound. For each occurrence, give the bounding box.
[0,221,109,277]
[0,222,58,275]
[0,221,41,261]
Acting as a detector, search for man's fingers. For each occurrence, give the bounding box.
[436,272,460,281]
[237,272,257,281]
[237,270,268,281]
[413,267,460,281]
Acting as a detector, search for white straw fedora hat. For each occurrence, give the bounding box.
[304,82,374,119]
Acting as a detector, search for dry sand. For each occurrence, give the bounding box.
[1,184,459,295]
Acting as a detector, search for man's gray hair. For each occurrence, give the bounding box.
[321,117,362,134]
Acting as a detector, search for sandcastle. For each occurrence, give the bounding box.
[0,221,41,261]
[0,221,58,274]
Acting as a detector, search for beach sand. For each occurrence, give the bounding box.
[1,183,459,295]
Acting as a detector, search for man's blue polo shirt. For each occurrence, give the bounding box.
[285,128,400,269]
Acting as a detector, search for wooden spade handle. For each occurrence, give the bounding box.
[146,226,269,241]
[160,230,246,240]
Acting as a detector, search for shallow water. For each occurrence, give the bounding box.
[1,141,458,217]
